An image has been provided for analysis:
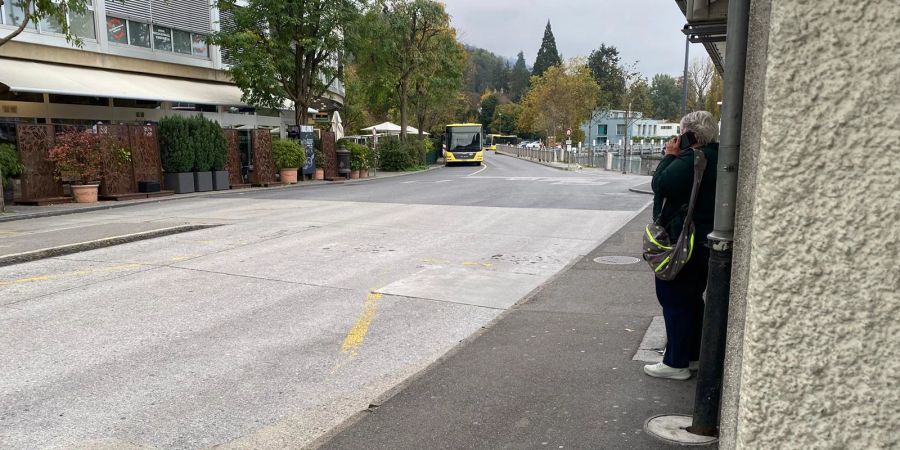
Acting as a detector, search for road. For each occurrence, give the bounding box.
[0,152,651,449]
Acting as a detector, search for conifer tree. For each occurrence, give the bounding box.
[532,21,562,77]
[509,51,531,101]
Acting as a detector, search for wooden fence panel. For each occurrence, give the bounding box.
[250,129,275,184]
[15,124,63,200]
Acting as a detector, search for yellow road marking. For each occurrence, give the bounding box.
[0,230,20,237]
[339,291,382,357]
[463,262,494,268]
[0,263,143,287]
[170,255,202,262]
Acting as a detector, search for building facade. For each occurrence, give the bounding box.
[0,0,344,143]
[580,110,669,146]
[674,0,899,448]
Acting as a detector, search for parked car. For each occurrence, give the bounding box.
[525,141,542,149]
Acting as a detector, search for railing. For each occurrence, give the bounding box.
[496,144,666,175]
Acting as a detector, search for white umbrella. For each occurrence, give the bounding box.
[361,121,427,135]
[331,111,345,140]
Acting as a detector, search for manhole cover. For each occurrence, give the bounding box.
[594,255,641,265]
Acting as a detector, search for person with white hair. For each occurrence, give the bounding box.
[644,110,720,380]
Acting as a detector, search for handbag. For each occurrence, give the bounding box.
[643,149,708,280]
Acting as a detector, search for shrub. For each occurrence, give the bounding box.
[377,137,412,171]
[314,138,326,169]
[0,144,24,188]
[195,117,227,171]
[49,131,130,185]
[158,116,195,173]
[349,142,368,171]
[271,139,305,170]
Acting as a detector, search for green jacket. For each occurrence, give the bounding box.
[651,143,719,242]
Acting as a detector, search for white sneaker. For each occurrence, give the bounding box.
[644,362,691,380]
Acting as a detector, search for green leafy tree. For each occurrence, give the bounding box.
[625,77,653,119]
[351,0,454,140]
[409,30,467,138]
[0,0,94,47]
[478,91,500,134]
[210,0,360,127]
[491,102,521,136]
[532,21,562,77]
[704,72,724,121]
[650,74,681,121]
[587,44,626,111]
[519,61,600,143]
[465,47,510,94]
[509,51,530,102]
[158,116,195,173]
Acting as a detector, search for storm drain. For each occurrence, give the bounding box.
[593,255,641,265]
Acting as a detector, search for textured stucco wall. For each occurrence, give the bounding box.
[732,0,900,448]
[717,0,772,447]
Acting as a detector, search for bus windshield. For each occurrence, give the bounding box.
[449,129,481,151]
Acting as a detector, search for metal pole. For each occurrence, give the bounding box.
[688,0,751,438]
[622,109,628,174]
[682,35,690,116]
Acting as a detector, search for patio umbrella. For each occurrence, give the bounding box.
[332,111,345,140]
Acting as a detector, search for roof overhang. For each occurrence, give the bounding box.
[675,0,728,74]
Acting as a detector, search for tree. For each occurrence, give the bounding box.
[689,56,714,112]
[211,0,360,127]
[509,51,531,102]
[625,76,653,118]
[351,0,453,140]
[0,0,93,47]
[532,21,562,77]
[409,30,467,138]
[491,102,521,136]
[650,74,681,121]
[587,44,626,111]
[478,91,500,134]
[465,46,510,94]
[705,71,724,121]
[519,61,600,143]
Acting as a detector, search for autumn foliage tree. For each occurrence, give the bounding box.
[518,61,600,144]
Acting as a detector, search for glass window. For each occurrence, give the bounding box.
[49,94,108,106]
[173,29,192,54]
[152,25,172,51]
[616,124,626,135]
[191,34,208,57]
[38,14,65,34]
[6,1,34,27]
[69,10,95,39]
[106,16,127,43]
[597,124,607,135]
[128,20,150,48]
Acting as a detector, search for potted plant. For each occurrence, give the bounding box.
[159,116,196,194]
[313,139,326,180]
[191,116,214,193]
[195,117,229,191]
[48,130,130,203]
[272,139,303,184]
[0,143,24,204]
[349,143,364,179]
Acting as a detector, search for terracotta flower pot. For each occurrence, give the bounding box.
[350,170,360,179]
[359,169,367,178]
[280,168,299,184]
[315,168,325,180]
[71,184,99,203]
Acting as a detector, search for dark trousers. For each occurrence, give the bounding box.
[654,246,709,369]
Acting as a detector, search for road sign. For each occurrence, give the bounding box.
[566,128,572,136]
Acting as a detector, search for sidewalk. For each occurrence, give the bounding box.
[0,166,440,223]
[313,209,712,450]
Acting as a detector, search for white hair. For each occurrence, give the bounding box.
[680,111,719,146]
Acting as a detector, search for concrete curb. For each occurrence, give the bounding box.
[0,166,443,224]
[0,224,219,267]
[629,187,654,195]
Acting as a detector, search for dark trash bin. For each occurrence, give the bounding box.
[336,146,351,179]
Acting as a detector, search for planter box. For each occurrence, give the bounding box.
[194,171,213,192]
[212,170,230,190]
[164,172,196,194]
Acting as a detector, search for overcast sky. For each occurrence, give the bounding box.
[442,0,706,78]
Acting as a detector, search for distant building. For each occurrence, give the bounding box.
[580,110,667,146]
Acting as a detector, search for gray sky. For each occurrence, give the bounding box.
[442,0,706,78]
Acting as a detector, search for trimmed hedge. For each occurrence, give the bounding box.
[158,116,194,173]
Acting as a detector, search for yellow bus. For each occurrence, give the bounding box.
[445,123,484,166]
[485,134,519,151]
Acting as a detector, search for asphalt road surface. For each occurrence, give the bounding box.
[0,152,651,449]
